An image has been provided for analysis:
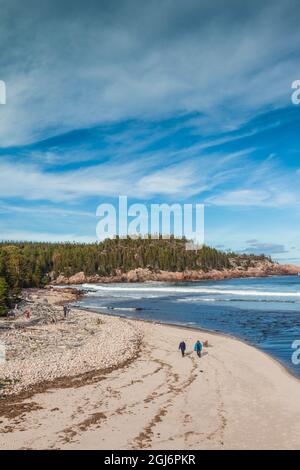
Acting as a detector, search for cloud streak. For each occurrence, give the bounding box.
[0,150,245,202]
[0,0,300,146]
[243,241,288,255]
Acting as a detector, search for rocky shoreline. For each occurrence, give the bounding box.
[0,289,143,397]
[51,261,300,285]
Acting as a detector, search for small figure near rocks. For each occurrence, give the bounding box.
[63,305,70,319]
[63,305,68,319]
[24,309,31,320]
[179,341,186,357]
[8,303,18,319]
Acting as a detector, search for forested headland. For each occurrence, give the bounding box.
[0,237,271,315]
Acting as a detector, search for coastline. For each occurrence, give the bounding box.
[50,263,300,285]
[1,287,300,449]
[76,304,299,383]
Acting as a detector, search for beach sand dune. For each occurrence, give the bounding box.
[0,318,299,450]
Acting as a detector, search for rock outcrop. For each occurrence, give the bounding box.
[50,261,300,285]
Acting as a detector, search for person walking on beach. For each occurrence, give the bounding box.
[179,341,186,357]
[63,305,68,319]
[24,309,31,320]
[194,340,203,358]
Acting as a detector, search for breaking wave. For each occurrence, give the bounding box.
[176,297,299,304]
[82,283,300,298]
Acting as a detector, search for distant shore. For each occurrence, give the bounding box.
[51,262,300,285]
[0,287,300,449]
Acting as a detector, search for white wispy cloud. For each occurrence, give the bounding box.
[242,241,288,255]
[206,155,300,208]
[0,145,252,202]
[207,188,299,208]
[207,189,270,206]
[0,202,95,218]
[0,230,97,243]
[0,139,298,210]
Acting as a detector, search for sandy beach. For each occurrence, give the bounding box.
[0,288,300,450]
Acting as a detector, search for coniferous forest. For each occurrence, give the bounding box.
[0,237,271,315]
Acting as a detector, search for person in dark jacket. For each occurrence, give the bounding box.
[179,341,186,357]
[63,305,68,318]
[194,340,203,358]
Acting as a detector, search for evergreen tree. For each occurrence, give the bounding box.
[0,277,8,316]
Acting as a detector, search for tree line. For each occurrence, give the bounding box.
[0,237,270,315]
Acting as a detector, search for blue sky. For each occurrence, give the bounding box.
[0,0,300,264]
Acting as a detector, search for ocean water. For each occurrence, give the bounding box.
[73,275,300,378]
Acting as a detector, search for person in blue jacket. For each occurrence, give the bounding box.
[194,340,203,358]
[178,341,186,357]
